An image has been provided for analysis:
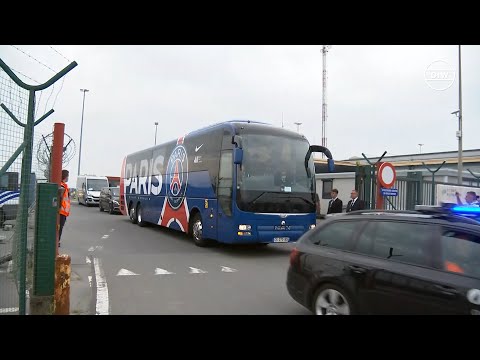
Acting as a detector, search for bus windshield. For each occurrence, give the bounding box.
[236,134,315,213]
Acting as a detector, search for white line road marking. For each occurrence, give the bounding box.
[0,307,19,313]
[88,276,92,288]
[93,258,109,315]
[116,268,140,276]
[110,229,115,232]
[88,246,95,252]
[155,268,175,275]
[189,267,208,274]
[221,266,238,273]
[86,257,91,264]
[101,235,109,239]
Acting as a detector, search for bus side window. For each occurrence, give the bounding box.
[218,150,233,216]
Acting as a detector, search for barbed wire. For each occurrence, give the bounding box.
[52,76,66,109]
[9,67,40,84]
[48,45,71,62]
[10,45,57,73]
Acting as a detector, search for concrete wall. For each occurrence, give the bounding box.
[315,172,356,214]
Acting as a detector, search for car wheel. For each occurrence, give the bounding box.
[109,203,114,215]
[129,203,137,224]
[312,284,355,315]
[137,204,147,227]
[190,213,211,247]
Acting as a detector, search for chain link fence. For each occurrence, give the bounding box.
[0,67,50,314]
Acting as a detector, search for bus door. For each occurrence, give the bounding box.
[216,150,234,242]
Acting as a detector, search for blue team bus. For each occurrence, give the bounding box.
[120,120,334,247]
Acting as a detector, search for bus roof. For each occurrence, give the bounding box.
[125,120,308,158]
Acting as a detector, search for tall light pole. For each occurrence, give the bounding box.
[154,122,158,145]
[321,45,332,158]
[458,45,463,185]
[418,143,424,153]
[294,122,302,133]
[78,89,89,176]
[452,45,463,185]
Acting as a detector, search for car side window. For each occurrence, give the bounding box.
[440,228,480,278]
[354,221,434,267]
[310,221,359,251]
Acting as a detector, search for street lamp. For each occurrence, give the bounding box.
[418,143,424,153]
[78,89,89,176]
[294,122,302,133]
[457,45,463,185]
[154,122,158,145]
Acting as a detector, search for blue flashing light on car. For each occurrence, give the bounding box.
[451,206,480,214]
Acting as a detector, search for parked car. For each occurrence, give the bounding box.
[287,208,480,315]
[99,186,120,214]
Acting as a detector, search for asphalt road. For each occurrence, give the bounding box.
[65,202,311,315]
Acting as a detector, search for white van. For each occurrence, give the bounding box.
[77,175,109,206]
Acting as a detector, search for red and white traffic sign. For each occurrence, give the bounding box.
[378,162,396,188]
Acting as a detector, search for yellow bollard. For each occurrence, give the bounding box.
[54,254,71,315]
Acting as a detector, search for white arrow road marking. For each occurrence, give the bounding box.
[0,307,19,314]
[155,268,175,275]
[88,276,92,288]
[189,267,208,274]
[88,246,103,252]
[101,235,109,239]
[221,266,238,273]
[93,258,109,315]
[86,256,91,264]
[116,268,140,276]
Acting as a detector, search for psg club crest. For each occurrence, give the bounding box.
[166,144,188,209]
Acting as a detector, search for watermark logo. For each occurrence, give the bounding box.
[425,60,456,91]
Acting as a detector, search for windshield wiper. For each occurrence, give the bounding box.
[250,191,268,205]
[282,195,314,206]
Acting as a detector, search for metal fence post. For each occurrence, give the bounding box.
[422,161,446,205]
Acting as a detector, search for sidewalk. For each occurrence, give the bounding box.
[0,213,94,315]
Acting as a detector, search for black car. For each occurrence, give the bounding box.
[99,186,120,214]
[287,209,480,315]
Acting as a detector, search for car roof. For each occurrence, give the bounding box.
[329,209,480,230]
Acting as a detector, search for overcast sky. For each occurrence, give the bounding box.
[0,45,479,187]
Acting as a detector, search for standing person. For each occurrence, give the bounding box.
[346,189,366,213]
[455,191,480,207]
[59,170,71,247]
[327,188,343,214]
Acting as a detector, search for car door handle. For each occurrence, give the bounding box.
[433,284,459,296]
[348,265,367,274]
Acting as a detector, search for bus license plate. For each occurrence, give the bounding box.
[274,237,290,243]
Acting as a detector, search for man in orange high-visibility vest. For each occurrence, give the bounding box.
[59,169,71,247]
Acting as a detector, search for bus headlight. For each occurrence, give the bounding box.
[309,224,316,229]
[238,225,251,231]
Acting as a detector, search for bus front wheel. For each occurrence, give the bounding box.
[190,213,210,247]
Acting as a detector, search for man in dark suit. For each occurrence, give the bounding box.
[327,188,343,214]
[346,189,366,213]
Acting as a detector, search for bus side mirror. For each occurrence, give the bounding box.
[327,159,335,172]
[234,148,243,165]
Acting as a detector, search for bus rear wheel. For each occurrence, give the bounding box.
[190,213,210,247]
[129,203,137,224]
[137,204,147,227]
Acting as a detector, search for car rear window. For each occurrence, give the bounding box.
[440,229,480,278]
[309,221,360,251]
